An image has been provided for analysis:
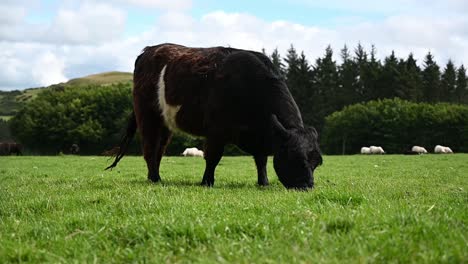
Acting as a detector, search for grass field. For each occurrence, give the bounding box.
[0,155,466,263]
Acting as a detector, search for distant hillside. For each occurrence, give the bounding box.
[66,71,133,86]
[0,71,133,119]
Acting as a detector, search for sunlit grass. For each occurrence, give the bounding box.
[0,154,466,263]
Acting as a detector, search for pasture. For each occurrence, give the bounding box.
[0,155,466,263]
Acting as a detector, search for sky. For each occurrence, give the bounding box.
[1,0,467,91]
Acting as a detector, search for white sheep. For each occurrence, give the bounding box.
[370,146,385,154]
[434,145,453,154]
[445,147,454,153]
[182,147,204,157]
[360,147,371,154]
[411,146,428,154]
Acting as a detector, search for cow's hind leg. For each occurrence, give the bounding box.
[254,155,269,186]
[201,138,225,187]
[137,109,170,182]
[154,126,172,178]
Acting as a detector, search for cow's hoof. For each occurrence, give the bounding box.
[257,181,269,187]
[200,181,214,187]
[148,176,161,183]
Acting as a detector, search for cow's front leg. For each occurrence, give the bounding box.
[201,138,225,187]
[254,155,269,186]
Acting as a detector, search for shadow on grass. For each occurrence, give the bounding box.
[127,178,254,189]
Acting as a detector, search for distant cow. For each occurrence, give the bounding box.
[70,144,80,154]
[182,147,204,157]
[370,146,385,154]
[360,147,371,154]
[434,145,453,154]
[411,146,428,154]
[107,43,322,189]
[0,142,22,155]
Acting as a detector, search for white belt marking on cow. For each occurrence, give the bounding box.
[157,65,181,132]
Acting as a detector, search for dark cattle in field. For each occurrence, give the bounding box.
[107,43,322,189]
[70,144,80,154]
[0,142,22,155]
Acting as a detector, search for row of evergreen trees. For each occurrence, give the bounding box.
[263,44,468,131]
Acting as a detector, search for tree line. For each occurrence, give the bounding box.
[265,44,467,132]
[322,98,468,154]
[6,44,468,155]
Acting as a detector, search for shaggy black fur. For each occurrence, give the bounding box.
[107,43,322,189]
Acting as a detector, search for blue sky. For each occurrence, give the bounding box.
[1,0,467,90]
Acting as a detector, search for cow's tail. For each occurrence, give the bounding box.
[105,111,137,170]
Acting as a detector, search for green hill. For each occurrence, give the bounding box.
[66,71,133,86]
[0,71,133,119]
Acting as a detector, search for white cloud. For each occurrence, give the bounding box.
[338,15,468,65]
[1,2,467,90]
[122,0,192,10]
[0,2,126,45]
[0,4,26,25]
[294,0,468,15]
[0,43,65,89]
[158,11,195,30]
[32,51,67,86]
[47,2,126,45]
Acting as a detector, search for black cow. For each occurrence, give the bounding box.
[107,43,322,189]
[70,144,80,155]
[0,142,22,155]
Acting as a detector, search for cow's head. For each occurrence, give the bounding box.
[271,115,322,190]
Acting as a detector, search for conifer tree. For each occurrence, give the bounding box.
[270,48,285,76]
[338,45,359,107]
[297,51,315,125]
[312,45,339,130]
[284,45,313,125]
[284,44,300,78]
[353,44,373,100]
[422,52,441,102]
[363,45,382,101]
[440,60,457,102]
[398,53,423,101]
[455,65,467,104]
[378,51,401,99]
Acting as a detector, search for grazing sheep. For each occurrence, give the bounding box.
[182,147,204,157]
[411,146,428,154]
[434,145,453,154]
[360,147,371,154]
[370,146,385,154]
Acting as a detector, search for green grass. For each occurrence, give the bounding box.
[0,155,466,263]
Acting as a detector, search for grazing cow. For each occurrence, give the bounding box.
[0,142,22,155]
[434,145,453,154]
[360,147,371,154]
[70,144,80,155]
[370,146,385,154]
[411,146,428,154]
[182,147,204,157]
[107,43,322,189]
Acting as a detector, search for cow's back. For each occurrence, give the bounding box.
[133,44,299,151]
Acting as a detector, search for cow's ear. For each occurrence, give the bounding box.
[271,115,289,139]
